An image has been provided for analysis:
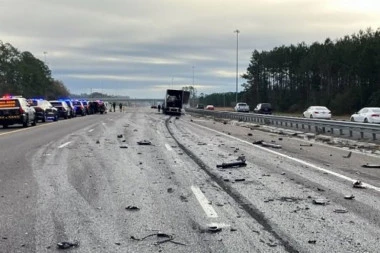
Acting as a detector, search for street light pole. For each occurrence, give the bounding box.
[192,66,194,86]
[234,29,239,105]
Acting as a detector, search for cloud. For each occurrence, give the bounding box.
[1,0,379,97]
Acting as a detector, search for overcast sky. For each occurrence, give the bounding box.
[1,0,379,98]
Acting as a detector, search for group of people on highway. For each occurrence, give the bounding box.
[111,102,123,112]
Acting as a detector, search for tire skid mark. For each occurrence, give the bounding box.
[165,117,300,253]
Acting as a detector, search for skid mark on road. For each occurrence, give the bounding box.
[188,121,380,192]
[58,141,71,149]
[191,186,218,218]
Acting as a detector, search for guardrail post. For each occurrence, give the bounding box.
[340,129,343,135]
[372,133,376,141]
[360,131,364,139]
[349,129,353,137]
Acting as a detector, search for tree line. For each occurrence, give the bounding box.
[0,41,70,99]
[201,28,380,114]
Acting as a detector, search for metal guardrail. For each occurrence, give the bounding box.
[185,108,380,141]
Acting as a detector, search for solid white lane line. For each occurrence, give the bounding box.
[165,143,173,151]
[58,142,71,149]
[188,121,380,192]
[191,186,218,218]
[88,129,94,133]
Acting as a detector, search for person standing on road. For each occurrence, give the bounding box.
[119,103,123,112]
[157,104,161,113]
[112,102,116,112]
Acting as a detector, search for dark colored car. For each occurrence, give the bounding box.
[81,100,90,114]
[88,101,106,114]
[49,100,70,119]
[72,100,86,116]
[0,95,37,128]
[64,100,76,118]
[31,99,58,122]
[253,103,272,114]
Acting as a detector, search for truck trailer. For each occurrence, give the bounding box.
[162,89,190,115]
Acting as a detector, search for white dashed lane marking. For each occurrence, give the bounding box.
[191,186,218,218]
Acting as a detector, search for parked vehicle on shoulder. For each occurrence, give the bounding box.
[196,104,204,109]
[234,102,250,112]
[205,105,215,110]
[253,103,272,114]
[49,100,70,119]
[350,107,380,123]
[64,100,76,118]
[31,99,58,122]
[303,106,331,119]
[0,95,37,128]
[72,100,86,116]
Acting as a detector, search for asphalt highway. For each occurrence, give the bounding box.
[1,107,380,252]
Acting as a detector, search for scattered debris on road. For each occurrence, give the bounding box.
[117,134,123,138]
[343,151,352,158]
[197,142,207,145]
[247,133,253,136]
[119,145,128,149]
[308,240,317,244]
[206,225,222,233]
[131,232,186,246]
[137,140,152,145]
[334,209,348,213]
[313,199,328,205]
[353,180,366,188]
[235,178,246,182]
[167,188,174,193]
[362,164,380,168]
[253,140,282,149]
[344,194,355,200]
[125,205,140,211]
[300,143,313,147]
[96,140,100,144]
[57,241,79,250]
[216,158,247,168]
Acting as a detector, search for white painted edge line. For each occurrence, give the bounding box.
[58,142,71,149]
[191,186,218,218]
[88,129,94,133]
[165,143,173,151]
[188,121,380,192]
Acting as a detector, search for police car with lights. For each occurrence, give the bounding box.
[0,95,37,128]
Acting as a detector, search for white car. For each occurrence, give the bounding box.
[234,102,250,112]
[303,106,331,119]
[350,107,380,123]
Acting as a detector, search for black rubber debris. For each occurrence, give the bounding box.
[362,164,380,168]
[119,145,128,149]
[300,144,313,147]
[217,160,247,168]
[137,140,152,145]
[57,241,79,250]
[117,134,123,138]
[125,205,140,211]
[343,151,352,158]
[353,180,366,188]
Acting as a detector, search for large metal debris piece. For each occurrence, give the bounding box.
[57,241,79,250]
[353,180,366,189]
[137,140,152,145]
[216,158,247,168]
[362,164,380,168]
